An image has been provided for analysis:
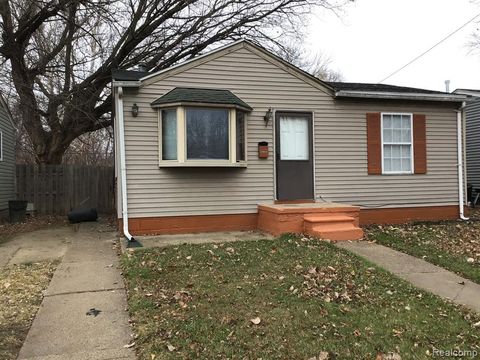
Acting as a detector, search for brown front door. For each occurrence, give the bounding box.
[275,112,314,201]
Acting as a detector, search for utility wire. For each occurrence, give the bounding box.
[379,11,480,83]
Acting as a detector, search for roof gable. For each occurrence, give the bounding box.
[139,40,334,96]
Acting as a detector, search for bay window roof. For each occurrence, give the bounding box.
[150,87,253,111]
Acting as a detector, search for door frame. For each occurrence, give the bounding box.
[273,110,316,201]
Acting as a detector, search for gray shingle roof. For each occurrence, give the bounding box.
[151,87,253,110]
[325,81,448,95]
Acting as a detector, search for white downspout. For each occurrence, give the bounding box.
[457,102,469,220]
[116,86,136,242]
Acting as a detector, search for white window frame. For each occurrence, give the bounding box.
[158,106,247,167]
[0,130,3,161]
[381,112,414,175]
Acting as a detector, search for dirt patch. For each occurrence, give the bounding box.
[0,261,57,360]
[0,216,68,244]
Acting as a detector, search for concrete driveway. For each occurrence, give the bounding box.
[2,221,136,360]
[0,226,75,267]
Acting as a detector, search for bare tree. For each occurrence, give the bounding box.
[277,42,344,81]
[0,0,350,164]
[62,129,114,166]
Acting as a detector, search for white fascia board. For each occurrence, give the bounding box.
[112,80,141,87]
[335,90,466,102]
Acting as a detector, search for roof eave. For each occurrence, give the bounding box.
[453,89,480,97]
[335,90,467,103]
[151,101,253,112]
[112,80,141,87]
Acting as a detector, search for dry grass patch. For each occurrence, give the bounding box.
[0,262,57,360]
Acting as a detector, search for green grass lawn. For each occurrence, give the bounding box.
[366,221,480,284]
[122,235,480,360]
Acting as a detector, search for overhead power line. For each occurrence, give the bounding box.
[379,11,480,83]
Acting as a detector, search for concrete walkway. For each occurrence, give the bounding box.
[17,222,136,360]
[336,241,480,313]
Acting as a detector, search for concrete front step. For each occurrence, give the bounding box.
[304,214,364,241]
[257,202,363,239]
[304,214,356,223]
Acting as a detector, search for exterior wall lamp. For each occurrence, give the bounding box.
[264,107,273,126]
[132,103,139,117]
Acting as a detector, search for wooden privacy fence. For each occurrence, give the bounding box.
[16,165,115,215]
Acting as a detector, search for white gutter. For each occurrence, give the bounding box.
[335,90,466,102]
[116,86,136,242]
[456,102,469,221]
[112,80,141,88]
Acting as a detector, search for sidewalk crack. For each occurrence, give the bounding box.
[45,287,125,297]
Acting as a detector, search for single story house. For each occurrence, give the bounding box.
[0,93,16,220]
[453,89,480,203]
[112,40,468,242]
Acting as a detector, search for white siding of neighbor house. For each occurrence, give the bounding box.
[0,100,15,217]
[465,97,480,189]
[119,43,460,218]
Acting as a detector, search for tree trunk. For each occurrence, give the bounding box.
[36,133,73,164]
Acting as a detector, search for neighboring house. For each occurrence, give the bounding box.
[0,94,16,220]
[112,40,467,240]
[453,89,480,201]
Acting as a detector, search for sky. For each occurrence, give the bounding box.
[306,0,480,92]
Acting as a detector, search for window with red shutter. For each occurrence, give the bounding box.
[366,112,427,175]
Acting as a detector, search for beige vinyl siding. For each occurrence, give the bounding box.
[465,97,480,188]
[121,44,459,218]
[315,101,459,207]
[0,102,15,217]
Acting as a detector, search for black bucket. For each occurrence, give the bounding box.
[9,200,28,223]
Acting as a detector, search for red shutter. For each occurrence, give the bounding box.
[413,114,427,174]
[366,112,382,175]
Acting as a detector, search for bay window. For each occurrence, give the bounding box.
[159,106,247,167]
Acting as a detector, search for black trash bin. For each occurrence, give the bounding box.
[9,200,28,223]
[67,208,98,224]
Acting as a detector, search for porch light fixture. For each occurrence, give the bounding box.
[131,103,139,117]
[264,107,273,126]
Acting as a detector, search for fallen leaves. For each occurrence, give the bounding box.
[250,316,261,325]
[122,234,480,360]
[309,352,330,360]
[0,216,67,243]
[298,264,370,303]
[0,262,57,359]
[365,221,480,263]
[376,352,402,360]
